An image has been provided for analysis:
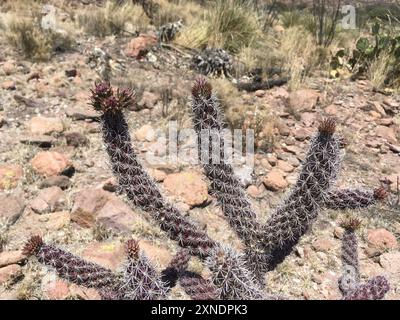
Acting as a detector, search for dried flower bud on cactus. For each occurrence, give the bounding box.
[121,240,167,300]
[22,235,43,256]
[323,187,388,210]
[343,276,390,300]
[338,218,361,295]
[125,239,140,260]
[23,236,119,290]
[262,117,341,270]
[90,82,134,113]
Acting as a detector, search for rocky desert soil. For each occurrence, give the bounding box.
[0,1,400,300]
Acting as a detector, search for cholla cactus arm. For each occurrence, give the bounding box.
[90,82,216,257]
[342,276,390,300]
[120,239,168,300]
[161,249,191,289]
[323,187,388,210]
[23,236,119,291]
[262,118,342,271]
[205,246,265,300]
[190,78,266,276]
[338,218,361,295]
[179,271,220,300]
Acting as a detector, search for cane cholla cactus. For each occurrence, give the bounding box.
[338,218,361,295]
[23,236,120,291]
[158,21,183,42]
[90,82,216,257]
[324,187,388,210]
[343,276,390,300]
[120,239,168,300]
[21,79,391,300]
[192,48,233,78]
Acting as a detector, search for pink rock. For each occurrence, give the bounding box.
[289,89,320,112]
[45,211,70,231]
[367,228,398,251]
[372,101,386,117]
[0,164,23,190]
[0,264,22,285]
[163,171,209,207]
[0,250,26,268]
[137,91,159,110]
[293,128,312,141]
[30,186,64,214]
[255,90,266,97]
[71,188,139,232]
[0,195,25,222]
[71,189,111,227]
[149,168,167,182]
[82,242,125,271]
[2,61,16,75]
[29,117,64,135]
[1,80,16,90]
[135,124,156,142]
[312,238,335,253]
[31,151,72,177]
[376,126,397,144]
[247,185,262,198]
[380,251,400,274]
[125,34,157,59]
[44,279,70,300]
[277,160,294,173]
[96,197,138,232]
[263,169,288,191]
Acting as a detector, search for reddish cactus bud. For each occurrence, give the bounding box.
[22,235,43,256]
[339,217,362,231]
[126,239,140,260]
[373,187,388,201]
[192,77,212,99]
[318,117,336,135]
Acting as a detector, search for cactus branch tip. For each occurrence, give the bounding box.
[192,77,212,99]
[318,117,337,135]
[373,187,388,201]
[339,217,362,231]
[90,82,134,114]
[125,239,140,260]
[22,235,44,256]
